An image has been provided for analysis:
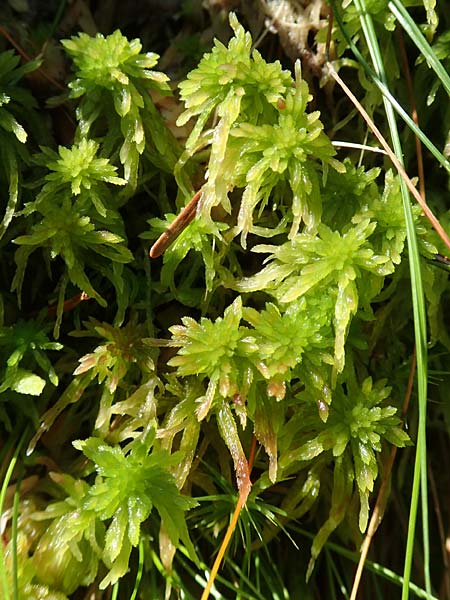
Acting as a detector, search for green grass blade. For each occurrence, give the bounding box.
[389,0,450,96]
[11,480,21,600]
[329,2,450,175]
[290,525,437,599]
[0,431,27,600]
[130,538,144,600]
[111,582,119,599]
[325,548,349,599]
[345,0,431,597]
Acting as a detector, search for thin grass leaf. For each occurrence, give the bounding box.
[0,431,27,600]
[328,1,450,176]
[129,538,144,600]
[388,0,450,97]
[350,0,431,596]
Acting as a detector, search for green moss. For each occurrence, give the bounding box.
[0,7,447,598]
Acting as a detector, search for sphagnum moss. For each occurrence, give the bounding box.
[0,6,447,599]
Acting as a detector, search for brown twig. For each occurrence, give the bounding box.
[149,190,201,258]
[0,25,66,92]
[327,63,450,254]
[397,28,426,202]
[350,350,416,600]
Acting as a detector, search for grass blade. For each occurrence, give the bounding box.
[336,0,431,596]
[329,2,450,175]
[0,431,27,600]
[389,0,450,96]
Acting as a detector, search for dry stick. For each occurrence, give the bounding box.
[149,189,201,258]
[429,459,450,599]
[397,29,426,201]
[0,25,32,62]
[350,350,416,600]
[0,25,66,92]
[200,436,258,600]
[428,461,450,599]
[327,63,450,254]
[326,7,334,60]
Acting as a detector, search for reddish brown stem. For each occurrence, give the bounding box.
[47,291,89,316]
[149,190,201,258]
[0,25,66,91]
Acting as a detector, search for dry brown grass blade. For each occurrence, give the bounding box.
[350,350,416,600]
[327,63,450,254]
[200,436,257,600]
